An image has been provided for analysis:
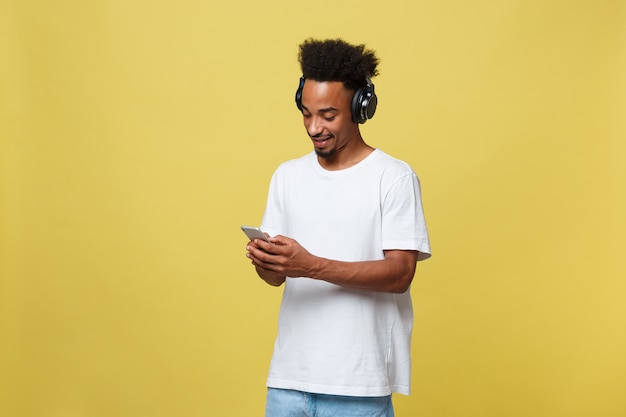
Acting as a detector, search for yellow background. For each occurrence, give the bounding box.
[1,0,624,416]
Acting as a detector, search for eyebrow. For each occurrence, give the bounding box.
[301,105,338,113]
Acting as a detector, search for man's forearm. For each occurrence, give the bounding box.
[247,236,418,293]
[308,250,418,293]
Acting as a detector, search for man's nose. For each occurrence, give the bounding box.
[307,116,323,136]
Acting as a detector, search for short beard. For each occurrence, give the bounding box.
[314,147,336,159]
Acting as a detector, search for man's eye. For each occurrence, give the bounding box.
[324,116,336,121]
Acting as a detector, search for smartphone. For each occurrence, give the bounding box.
[241,226,271,243]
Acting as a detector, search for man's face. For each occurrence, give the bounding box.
[300,80,359,159]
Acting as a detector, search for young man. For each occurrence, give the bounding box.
[245,38,431,417]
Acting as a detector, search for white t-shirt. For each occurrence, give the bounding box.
[261,149,431,397]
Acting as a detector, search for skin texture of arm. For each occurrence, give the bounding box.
[246,235,418,293]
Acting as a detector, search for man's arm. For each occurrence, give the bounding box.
[246,235,418,293]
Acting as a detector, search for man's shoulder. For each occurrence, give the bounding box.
[370,149,415,175]
[276,152,314,170]
[270,152,315,179]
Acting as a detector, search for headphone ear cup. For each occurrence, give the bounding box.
[351,87,365,124]
[351,84,377,124]
[295,77,305,111]
[364,89,377,120]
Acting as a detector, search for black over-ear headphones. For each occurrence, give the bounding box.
[295,76,378,124]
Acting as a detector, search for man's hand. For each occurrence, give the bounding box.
[246,235,317,279]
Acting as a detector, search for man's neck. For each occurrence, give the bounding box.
[317,141,375,171]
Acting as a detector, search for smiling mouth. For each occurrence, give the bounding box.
[311,135,333,144]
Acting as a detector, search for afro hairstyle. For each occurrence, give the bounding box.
[298,38,380,91]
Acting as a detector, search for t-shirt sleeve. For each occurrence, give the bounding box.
[381,172,432,261]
